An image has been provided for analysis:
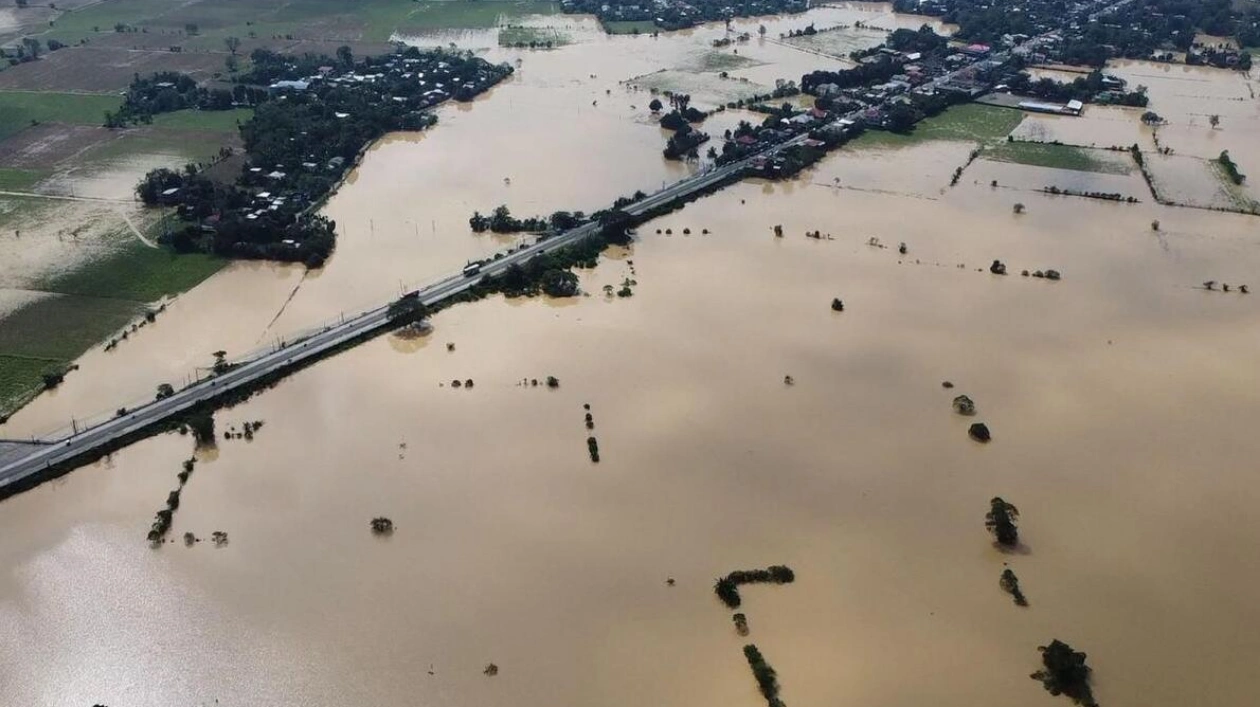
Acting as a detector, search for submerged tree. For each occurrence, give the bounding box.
[743,644,784,707]
[387,295,429,325]
[370,517,395,535]
[1031,639,1098,707]
[185,410,215,447]
[1000,568,1028,606]
[985,496,1020,546]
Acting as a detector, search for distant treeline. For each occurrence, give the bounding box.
[1006,70,1148,107]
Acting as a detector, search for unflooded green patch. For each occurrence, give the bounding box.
[43,240,225,303]
[148,108,254,133]
[0,92,123,142]
[498,25,570,47]
[407,1,557,30]
[686,50,762,73]
[0,353,63,416]
[601,20,658,35]
[0,293,142,361]
[983,141,1132,175]
[852,103,1025,150]
[0,168,50,192]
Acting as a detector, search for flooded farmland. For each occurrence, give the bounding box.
[3,5,1260,707]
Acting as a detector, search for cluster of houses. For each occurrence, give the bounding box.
[265,54,497,108]
[809,42,996,127]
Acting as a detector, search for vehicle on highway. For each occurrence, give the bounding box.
[462,262,483,277]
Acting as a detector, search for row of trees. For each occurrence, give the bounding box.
[802,56,900,95]
[469,205,549,233]
[1005,71,1148,107]
[714,566,796,608]
[742,644,785,707]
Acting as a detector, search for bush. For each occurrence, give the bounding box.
[541,269,579,297]
[1000,568,1028,606]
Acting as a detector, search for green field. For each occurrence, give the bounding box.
[689,51,762,73]
[852,103,1026,149]
[407,1,557,30]
[498,25,570,47]
[0,168,49,191]
[0,354,63,416]
[39,0,561,45]
[0,239,224,415]
[602,20,658,35]
[149,108,253,132]
[983,140,1133,174]
[40,0,181,40]
[45,241,225,303]
[0,293,142,361]
[0,91,123,141]
[81,128,234,164]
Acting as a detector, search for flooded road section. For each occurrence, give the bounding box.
[2,7,1260,707]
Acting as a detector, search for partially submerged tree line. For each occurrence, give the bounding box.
[714,565,796,608]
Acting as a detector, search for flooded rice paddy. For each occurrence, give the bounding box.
[3,6,1260,707]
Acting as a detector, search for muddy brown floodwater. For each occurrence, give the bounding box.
[3,7,1260,707]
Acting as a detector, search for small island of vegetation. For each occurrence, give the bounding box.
[1217,150,1246,185]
